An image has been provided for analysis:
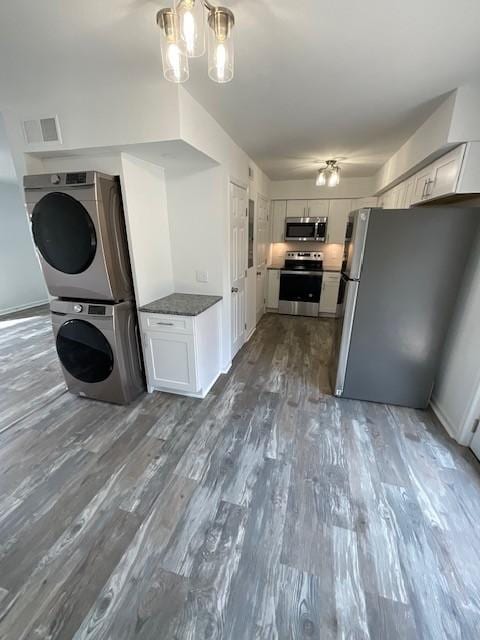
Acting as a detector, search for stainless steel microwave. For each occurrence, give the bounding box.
[284,217,328,242]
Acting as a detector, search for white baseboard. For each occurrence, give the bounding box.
[221,362,232,375]
[246,326,256,342]
[148,368,224,400]
[430,397,458,441]
[0,298,49,317]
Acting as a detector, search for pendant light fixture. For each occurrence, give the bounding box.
[156,1,235,84]
[316,160,341,188]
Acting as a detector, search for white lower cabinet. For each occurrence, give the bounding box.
[144,332,196,392]
[141,302,222,398]
[266,269,280,308]
[319,272,341,315]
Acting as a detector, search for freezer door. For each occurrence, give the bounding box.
[330,276,359,396]
[344,208,370,280]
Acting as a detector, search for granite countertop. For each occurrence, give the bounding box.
[139,293,222,317]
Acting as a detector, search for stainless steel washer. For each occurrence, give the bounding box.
[50,299,144,405]
[24,171,133,301]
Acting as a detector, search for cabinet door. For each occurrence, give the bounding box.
[355,197,378,208]
[271,200,287,243]
[256,266,266,321]
[266,270,280,308]
[319,274,340,314]
[394,183,407,208]
[428,145,465,200]
[327,199,352,244]
[306,200,329,217]
[403,179,415,208]
[412,167,434,204]
[144,332,197,392]
[286,200,308,217]
[381,189,397,209]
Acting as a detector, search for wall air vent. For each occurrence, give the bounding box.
[249,166,255,180]
[22,116,62,146]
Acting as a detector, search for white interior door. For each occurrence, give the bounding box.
[230,182,247,358]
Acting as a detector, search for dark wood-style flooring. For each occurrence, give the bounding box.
[0,306,480,639]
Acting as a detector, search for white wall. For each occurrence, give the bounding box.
[432,228,480,444]
[376,83,480,193]
[375,93,456,192]
[166,165,231,369]
[270,177,375,200]
[120,153,174,307]
[448,83,480,143]
[0,114,47,315]
[2,76,271,366]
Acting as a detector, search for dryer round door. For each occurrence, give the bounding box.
[31,192,97,274]
[56,319,114,383]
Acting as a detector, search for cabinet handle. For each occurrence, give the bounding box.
[425,179,435,198]
[156,321,174,326]
[421,180,428,199]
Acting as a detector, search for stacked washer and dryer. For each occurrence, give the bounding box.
[24,171,144,404]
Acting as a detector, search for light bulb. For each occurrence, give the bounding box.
[316,170,326,186]
[157,9,189,83]
[167,43,182,80]
[208,7,234,83]
[328,167,340,187]
[177,0,205,58]
[216,43,227,81]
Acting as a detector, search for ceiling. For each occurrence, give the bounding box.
[1,1,480,180]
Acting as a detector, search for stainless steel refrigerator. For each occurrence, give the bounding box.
[331,207,479,408]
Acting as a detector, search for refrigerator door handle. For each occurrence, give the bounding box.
[333,279,360,397]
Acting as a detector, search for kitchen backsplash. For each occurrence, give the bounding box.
[269,242,344,270]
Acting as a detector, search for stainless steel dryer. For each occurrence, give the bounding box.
[50,299,144,404]
[24,171,133,301]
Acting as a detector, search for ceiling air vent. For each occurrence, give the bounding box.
[22,116,62,146]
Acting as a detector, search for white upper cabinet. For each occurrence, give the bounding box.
[271,200,287,243]
[286,200,308,217]
[327,199,353,244]
[307,200,330,217]
[428,144,466,201]
[403,178,415,208]
[412,165,436,204]
[355,197,378,208]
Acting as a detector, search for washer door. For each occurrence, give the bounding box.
[32,192,97,274]
[56,319,114,383]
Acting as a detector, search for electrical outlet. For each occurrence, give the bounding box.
[196,270,209,283]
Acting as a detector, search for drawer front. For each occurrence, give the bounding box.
[141,313,194,335]
[323,272,341,284]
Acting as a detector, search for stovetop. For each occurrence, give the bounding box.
[283,251,324,272]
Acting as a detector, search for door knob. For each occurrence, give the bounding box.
[231,287,239,293]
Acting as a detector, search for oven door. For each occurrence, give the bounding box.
[285,218,317,242]
[278,271,322,317]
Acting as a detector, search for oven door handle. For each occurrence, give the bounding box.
[280,270,323,276]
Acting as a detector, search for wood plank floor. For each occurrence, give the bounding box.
[1,307,480,639]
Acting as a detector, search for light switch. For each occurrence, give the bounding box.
[196,270,209,283]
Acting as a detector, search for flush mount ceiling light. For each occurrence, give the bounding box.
[316,160,341,187]
[156,1,235,84]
